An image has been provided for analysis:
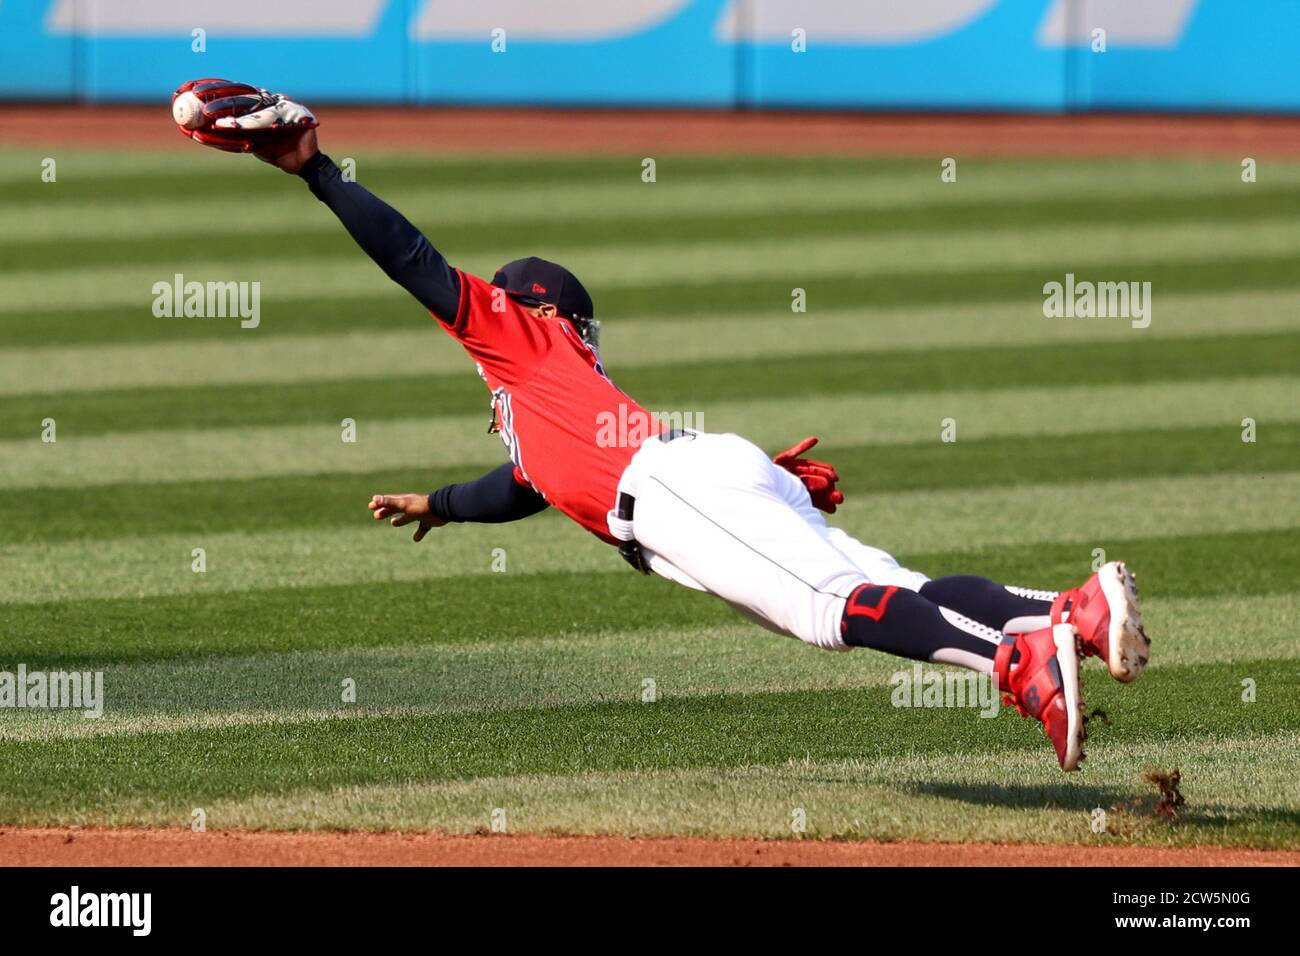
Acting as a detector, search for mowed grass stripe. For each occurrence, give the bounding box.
[7,217,1300,315]
[6,288,1300,398]
[1,422,1293,545]
[6,737,1297,846]
[0,151,927,198]
[15,182,1300,270]
[3,528,1293,663]
[0,660,1293,829]
[8,153,1294,239]
[4,331,1293,437]
[828,422,1296,493]
[3,591,1294,744]
[3,150,1279,198]
[193,734,1300,845]
[10,253,1300,348]
[0,151,1281,194]
[2,472,1296,604]
[0,148,483,186]
[910,528,1300,604]
[5,376,1293,489]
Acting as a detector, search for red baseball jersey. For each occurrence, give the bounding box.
[438,270,662,543]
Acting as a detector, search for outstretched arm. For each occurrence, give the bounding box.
[255,129,460,323]
[369,463,550,541]
[429,463,550,524]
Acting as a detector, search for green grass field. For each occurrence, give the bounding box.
[1,147,1297,848]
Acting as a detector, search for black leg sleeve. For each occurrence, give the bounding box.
[919,575,1053,632]
[841,584,1004,666]
[299,151,461,323]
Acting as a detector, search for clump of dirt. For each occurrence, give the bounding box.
[1100,767,1189,835]
[1143,767,1187,819]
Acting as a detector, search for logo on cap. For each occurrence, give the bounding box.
[531,282,548,295]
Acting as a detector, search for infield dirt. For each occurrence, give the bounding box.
[3,828,1298,867]
[5,106,1300,157]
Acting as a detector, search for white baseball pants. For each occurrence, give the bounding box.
[610,432,929,651]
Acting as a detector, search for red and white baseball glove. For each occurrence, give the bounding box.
[774,436,845,514]
[171,78,318,153]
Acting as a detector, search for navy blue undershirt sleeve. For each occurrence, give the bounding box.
[299,151,461,324]
[428,463,550,524]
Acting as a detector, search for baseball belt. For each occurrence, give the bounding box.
[615,428,692,574]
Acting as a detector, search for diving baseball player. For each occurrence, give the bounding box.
[173,80,1150,771]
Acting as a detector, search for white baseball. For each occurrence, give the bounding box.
[172,90,205,130]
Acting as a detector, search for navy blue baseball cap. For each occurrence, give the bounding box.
[491,256,595,319]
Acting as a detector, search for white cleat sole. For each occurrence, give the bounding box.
[1098,561,1150,683]
[1052,623,1085,772]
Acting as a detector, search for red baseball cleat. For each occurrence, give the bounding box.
[1053,561,1150,683]
[995,623,1085,771]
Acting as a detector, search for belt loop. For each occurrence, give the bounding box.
[619,538,652,574]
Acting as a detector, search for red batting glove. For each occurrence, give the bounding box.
[773,437,846,514]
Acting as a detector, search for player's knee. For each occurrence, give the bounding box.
[879,568,930,593]
[919,574,996,604]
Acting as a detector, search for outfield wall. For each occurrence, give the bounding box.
[2,0,1296,113]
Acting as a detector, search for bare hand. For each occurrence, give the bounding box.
[368,493,446,542]
[252,127,319,174]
